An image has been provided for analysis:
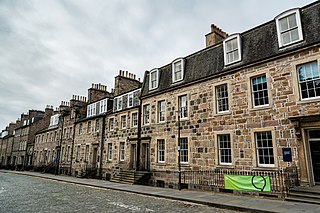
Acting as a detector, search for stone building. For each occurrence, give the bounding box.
[0,123,16,168]
[71,84,112,177]
[139,1,320,190]
[102,71,142,178]
[11,107,53,169]
[33,111,60,168]
[33,96,87,174]
[58,97,87,175]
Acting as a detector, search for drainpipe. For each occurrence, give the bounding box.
[99,114,106,178]
[137,104,142,171]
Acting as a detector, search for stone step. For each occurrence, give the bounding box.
[290,188,320,196]
[111,171,152,185]
[288,192,320,200]
[285,196,320,205]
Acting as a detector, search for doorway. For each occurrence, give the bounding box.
[309,130,320,183]
[130,144,137,170]
[92,147,98,168]
[141,143,150,171]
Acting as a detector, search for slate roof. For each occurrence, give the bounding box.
[141,1,320,98]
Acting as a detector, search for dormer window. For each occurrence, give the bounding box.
[275,9,303,48]
[223,34,241,65]
[172,58,184,83]
[117,96,123,111]
[128,92,133,108]
[149,69,159,90]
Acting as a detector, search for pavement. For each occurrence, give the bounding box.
[1,170,320,213]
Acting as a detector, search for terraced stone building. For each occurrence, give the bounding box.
[140,1,320,190]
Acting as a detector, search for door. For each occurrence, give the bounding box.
[130,144,137,170]
[309,130,320,183]
[141,143,150,171]
[92,148,98,168]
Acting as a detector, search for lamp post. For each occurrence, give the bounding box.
[177,110,181,191]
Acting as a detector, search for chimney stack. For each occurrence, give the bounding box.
[205,24,227,48]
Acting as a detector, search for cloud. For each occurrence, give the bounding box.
[0,0,315,129]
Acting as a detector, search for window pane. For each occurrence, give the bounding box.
[288,14,297,29]
[310,130,320,139]
[281,31,290,45]
[290,28,299,42]
[279,17,289,31]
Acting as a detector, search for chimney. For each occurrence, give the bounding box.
[205,24,227,47]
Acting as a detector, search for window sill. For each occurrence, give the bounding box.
[172,79,184,85]
[215,165,235,169]
[214,111,231,116]
[252,167,278,171]
[297,98,320,105]
[249,105,271,111]
[156,162,166,166]
[180,163,190,167]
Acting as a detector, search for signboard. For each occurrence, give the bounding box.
[283,148,292,162]
[224,174,271,192]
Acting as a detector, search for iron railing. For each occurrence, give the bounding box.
[152,168,298,197]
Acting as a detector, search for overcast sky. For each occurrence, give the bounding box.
[0,0,316,130]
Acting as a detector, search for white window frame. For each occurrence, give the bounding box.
[172,58,184,83]
[157,139,165,163]
[143,104,150,125]
[158,100,166,123]
[149,69,159,90]
[128,92,133,108]
[275,8,303,48]
[107,143,112,161]
[117,96,123,111]
[255,131,275,167]
[297,61,320,100]
[119,142,125,161]
[178,95,188,119]
[179,138,188,164]
[223,34,241,65]
[215,83,229,113]
[251,74,269,107]
[218,134,232,165]
[121,115,127,129]
[132,112,138,127]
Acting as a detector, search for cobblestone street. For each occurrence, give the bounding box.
[0,173,238,213]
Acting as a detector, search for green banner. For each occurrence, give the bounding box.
[224,174,271,192]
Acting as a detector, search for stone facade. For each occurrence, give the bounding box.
[10,108,53,169]
[140,2,320,189]
[0,0,319,195]
[0,123,16,167]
